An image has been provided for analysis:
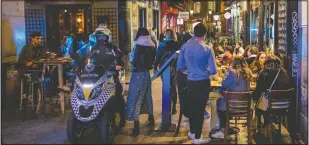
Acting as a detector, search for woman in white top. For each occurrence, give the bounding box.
[233,42,244,57]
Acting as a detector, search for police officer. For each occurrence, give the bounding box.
[90,26,126,128]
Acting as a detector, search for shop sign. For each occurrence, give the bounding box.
[231,4,240,17]
[179,12,189,20]
[153,0,159,8]
[251,0,260,10]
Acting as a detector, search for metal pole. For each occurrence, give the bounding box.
[274,0,279,55]
[246,0,251,46]
[161,65,172,131]
[258,0,264,51]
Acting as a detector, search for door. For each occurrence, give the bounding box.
[153,10,159,39]
[139,7,146,28]
[45,4,92,53]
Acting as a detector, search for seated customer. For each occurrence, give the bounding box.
[211,57,252,139]
[233,42,244,57]
[245,46,258,65]
[221,46,234,66]
[252,55,291,132]
[250,51,267,75]
[242,45,252,58]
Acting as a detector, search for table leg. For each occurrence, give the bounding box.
[58,65,65,114]
[210,99,219,130]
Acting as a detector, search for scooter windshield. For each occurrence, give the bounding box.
[76,52,108,85]
[78,63,106,85]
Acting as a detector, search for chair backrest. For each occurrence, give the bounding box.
[268,88,294,110]
[225,91,251,115]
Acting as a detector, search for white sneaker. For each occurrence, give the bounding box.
[211,131,224,139]
[188,132,195,140]
[188,132,203,140]
[193,137,211,144]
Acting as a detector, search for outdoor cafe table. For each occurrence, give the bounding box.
[34,58,72,114]
[211,81,256,91]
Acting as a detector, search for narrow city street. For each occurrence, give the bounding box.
[1,0,307,144]
[2,76,292,144]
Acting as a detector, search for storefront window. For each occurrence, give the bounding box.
[263,2,275,53]
[250,8,259,45]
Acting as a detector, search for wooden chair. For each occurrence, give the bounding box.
[224,91,252,144]
[257,88,294,144]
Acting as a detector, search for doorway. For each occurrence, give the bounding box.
[153,10,159,39]
[45,4,92,53]
[139,7,146,28]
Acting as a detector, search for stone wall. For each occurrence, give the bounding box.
[1,1,26,61]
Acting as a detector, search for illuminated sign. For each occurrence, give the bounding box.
[179,12,189,20]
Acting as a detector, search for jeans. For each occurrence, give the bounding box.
[187,79,211,139]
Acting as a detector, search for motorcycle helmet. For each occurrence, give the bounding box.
[94,26,112,43]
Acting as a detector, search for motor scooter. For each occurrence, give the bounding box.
[66,52,125,144]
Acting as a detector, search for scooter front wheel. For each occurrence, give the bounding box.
[100,112,115,144]
[67,112,83,144]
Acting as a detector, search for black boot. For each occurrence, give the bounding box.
[172,105,177,115]
[148,115,155,126]
[119,111,126,128]
[132,121,140,137]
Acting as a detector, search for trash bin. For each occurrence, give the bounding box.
[4,63,21,110]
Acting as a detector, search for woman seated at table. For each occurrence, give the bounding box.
[252,55,291,135]
[250,51,267,76]
[213,40,224,57]
[211,57,252,139]
[220,46,234,66]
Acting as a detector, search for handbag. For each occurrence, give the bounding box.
[256,69,281,111]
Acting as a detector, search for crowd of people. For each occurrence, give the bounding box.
[150,23,292,144]
[18,21,293,144]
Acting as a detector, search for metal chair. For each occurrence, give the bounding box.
[224,91,252,144]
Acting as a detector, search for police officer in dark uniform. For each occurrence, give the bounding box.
[88,26,126,128]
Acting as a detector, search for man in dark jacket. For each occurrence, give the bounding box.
[18,31,46,117]
[179,30,193,47]
[245,46,258,65]
[18,32,46,69]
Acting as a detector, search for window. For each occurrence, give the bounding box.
[94,8,117,43]
[208,1,215,12]
[153,10,159,38]
[194,2,201,13]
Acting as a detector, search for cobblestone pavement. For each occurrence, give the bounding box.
[2,74,292,144]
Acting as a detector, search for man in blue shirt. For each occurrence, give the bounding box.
[177,23,217,144]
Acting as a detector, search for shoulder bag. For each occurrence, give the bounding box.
[256,69,281,111]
